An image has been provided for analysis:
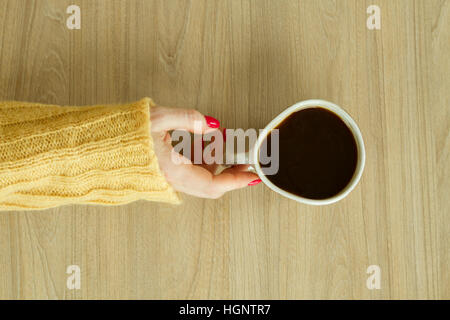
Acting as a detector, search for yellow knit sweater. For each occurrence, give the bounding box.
[0,98,180,211]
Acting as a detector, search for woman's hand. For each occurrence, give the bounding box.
[150,106,261,199]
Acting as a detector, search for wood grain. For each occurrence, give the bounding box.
[0,0,448,299]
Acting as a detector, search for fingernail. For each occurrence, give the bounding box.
[248,179,262,186]
[222,128,227,141]
[205,116,220,128]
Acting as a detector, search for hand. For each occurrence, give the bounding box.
[150,105,261,199]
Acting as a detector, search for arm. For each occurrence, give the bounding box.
[0,98,179,210]
[0,98,259,211]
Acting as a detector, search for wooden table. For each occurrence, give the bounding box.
[0,0,448,299]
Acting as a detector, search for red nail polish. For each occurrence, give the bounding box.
[205,116,220,128]
[248,179,262,186]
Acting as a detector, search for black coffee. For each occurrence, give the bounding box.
[260,107,358,200]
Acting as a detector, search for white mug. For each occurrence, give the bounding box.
[246,99,366,206]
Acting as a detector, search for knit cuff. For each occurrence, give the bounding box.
[0,98,181,211]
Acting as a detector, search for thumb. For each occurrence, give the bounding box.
[212,165,261,193]
[150,106,220,133]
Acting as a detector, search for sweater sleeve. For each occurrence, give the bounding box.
[0,98,181,211]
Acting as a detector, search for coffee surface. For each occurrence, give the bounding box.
[260,107,358,200]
